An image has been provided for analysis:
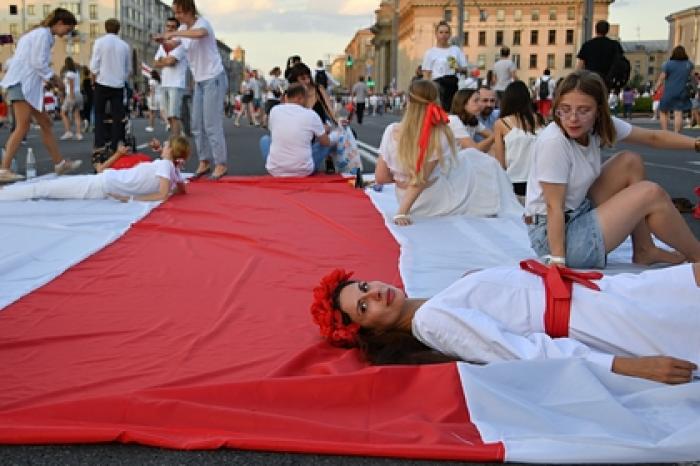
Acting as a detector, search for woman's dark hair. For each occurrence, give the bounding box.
[670,45,689,61]
[150,69,161,82]
[41,8,77,27]
[333,280,454,365]
[450,89,479,127]
[499,80,544,134]
[287,62,313,85]
[61,56,77,74]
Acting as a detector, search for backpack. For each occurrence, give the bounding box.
[684,65,697,98]
[538,78,550,100]
[606,50,631,91]
[315,69,328,88]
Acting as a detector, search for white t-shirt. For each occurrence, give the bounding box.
[422,46,467,80]
[63,70,80,97]
[378,123,447,184]
[448,114,485,141]
[493,58,517,91]
[179,17,224,82]
[525,117,633,215]
[154,44,188,89]
[266,77,285,100]
[266,103,325,177]
[101,159,183,196]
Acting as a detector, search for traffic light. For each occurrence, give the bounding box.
[346,55,353,67]
[367,76,375,88]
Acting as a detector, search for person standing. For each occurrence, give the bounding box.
[351,76,369,124]
[153,17,188,138]
[576,20,625,86]
[421,21,468,111]
[0,8,82,182]
[493,47,518,105]
[533,69,555,119]
[90,18,131,152]
[159,0,228,180]
[59,56,83,140]
[654,45,694,133]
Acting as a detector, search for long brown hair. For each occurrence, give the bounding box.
[552,70,616,148]
[450,88,479,127]
[40,8,77,28]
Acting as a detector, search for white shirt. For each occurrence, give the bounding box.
[448,114,485,141]
[154,44,188,89]
[179,17,224,82]
[525,118,632,215]
[265,77,286,100]
[412,264,700,372]
[0,27,54,111]
[503,125,540,183]
[90,33,130,88]
[378,123,446,184]
[266,103,325,177]
[493,58,517,91]
[422,46,467,80]
[534,75,556,100]
[101,159,183,196]
[63,70,80,97]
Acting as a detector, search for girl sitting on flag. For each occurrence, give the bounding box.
[310,261,700,384]
[0,136,189,202]
[374,79,519,225]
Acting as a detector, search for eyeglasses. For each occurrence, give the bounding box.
[554,107,596,120]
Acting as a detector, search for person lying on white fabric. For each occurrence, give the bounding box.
[0,136,189,202]
[374,79,518,226]
[311,261,700,384]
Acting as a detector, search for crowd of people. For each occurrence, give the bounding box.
[1,7,699,385]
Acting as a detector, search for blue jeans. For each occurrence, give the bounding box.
[259,135,329,172]
[192,71,228,166]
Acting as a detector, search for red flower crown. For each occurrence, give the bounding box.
[310,269,361,347]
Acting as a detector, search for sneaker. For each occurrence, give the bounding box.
[75,133,83,141]
[54,159,83,175]
[145,126,154,132]
[60,132,74,140]
[0,169,25,183]
[82,120,89,132]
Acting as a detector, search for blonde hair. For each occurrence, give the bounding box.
[397,80,456,184]
[169,136,191,163]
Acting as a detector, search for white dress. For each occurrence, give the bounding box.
[412,264,700,372]
[503,125,540,184]
[378,123,519,217]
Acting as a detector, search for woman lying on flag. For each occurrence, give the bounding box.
[0,136,189,203]
[311,261,700,384]
[374,79,520,226]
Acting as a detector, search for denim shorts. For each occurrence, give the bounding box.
[6,83,25,102]
[527,198,606,268]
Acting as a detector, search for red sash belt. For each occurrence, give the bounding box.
[519,259,602,338]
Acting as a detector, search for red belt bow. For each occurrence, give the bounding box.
[519,259,602,337]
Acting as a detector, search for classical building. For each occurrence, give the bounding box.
[392,0,617,91]
[371,1,396,93]
[621,40,668,87]
[344,28,375,90]
[330,55,347,87]
[666,6,700,68]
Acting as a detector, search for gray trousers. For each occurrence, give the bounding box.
[191,71,228,166]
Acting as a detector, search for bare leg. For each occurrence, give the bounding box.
[588,151,694,264]
[33,109,65,165]
[2,101,32,170]
[169,117,181,138]
[61,108,71,133]
[73,108,82,138]
[673,110,683,133]
[659,111,669,131]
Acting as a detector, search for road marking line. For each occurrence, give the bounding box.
[644,161,700,175]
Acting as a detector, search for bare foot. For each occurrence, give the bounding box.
[633,246,686,266]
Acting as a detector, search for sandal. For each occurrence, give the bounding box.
[210,166,228,181]
[0,169,25,183]
[190,166,211,180]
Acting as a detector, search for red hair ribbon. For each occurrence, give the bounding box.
[310,269,361,347]
[416,103,449,174]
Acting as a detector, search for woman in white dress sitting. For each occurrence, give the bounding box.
[492,80,545,196]
[447,89,494,153]
[374,79,518,225]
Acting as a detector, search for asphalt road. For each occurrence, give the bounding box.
[0,112,698,465]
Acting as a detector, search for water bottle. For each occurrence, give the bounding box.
[352,167,364,189]
[25,148,37,179]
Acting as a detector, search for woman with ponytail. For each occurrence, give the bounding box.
[0,8,83,182]
[374,79,518,225]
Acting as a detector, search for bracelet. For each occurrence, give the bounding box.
[543,255,566,266]
[393,213,410,221]
[694,138,700,153]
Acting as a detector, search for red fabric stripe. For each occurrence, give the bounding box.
[0,177,503,461]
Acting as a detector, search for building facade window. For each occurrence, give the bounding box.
[496,9,504,21]
[444,9,452,22]
[512,53,521,69]
[495,30,503,46]
[548,30,556,45]
[27,4,35,15]
[530,30,538,45]
[9,23,18,37]
[549,8,556,20]
[479,31,486,46]
[547,53,555,69]
[567,6,575,20]
[529,54,537,69]
[513,30,521,46]
[90,23,99,38]
[43,4,51,16]
[463,31,469,46]
[464,9,469,22]
[566,29,574,45]
[479,9,487,22]
[648,66,655,75]
[531,9,539,21]
[89,4,97,20]
[514,9,522,21]
[477,53,486,70]
[9,5,18,15]
[564,53,573,68]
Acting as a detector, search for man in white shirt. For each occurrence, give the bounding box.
[533,69,556,119]
[153,17,188,138]
[351,77,369,124]
[259,83,330,177]
[492,46,518,106]
[90,18,131,151]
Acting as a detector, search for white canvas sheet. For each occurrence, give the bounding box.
[0,178,160,310]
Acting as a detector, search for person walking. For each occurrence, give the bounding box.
[576,20,625,88]
[492,46,518,105]
[0,8,82,182]
[153,17,188,138]
[654,45,694,133]
[90,18,131,152]
[59,56,84,140]
[351,76,369,125]
[158,0,229,180]
[533,69,555,119]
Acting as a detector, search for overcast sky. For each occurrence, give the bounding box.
[193,0,699,76]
